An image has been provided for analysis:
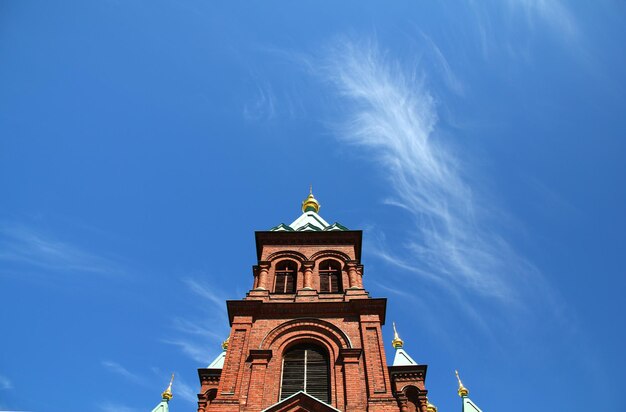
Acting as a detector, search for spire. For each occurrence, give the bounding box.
[392,321,404,349]
[162,373,174,401]
[391,322,417,366]
[301,186,320,213]
[151,374,174,412]
[455,370,469,397]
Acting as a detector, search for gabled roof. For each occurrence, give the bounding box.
[207,349,226,368]
[269,190,348,232]
[290,210,330,231]
[392,348,418,366]
[261,391,340,412]
[270,210,348,232]
[463,397,483,412]
[151,400,170,412]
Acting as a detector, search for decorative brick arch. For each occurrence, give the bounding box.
[258,319,353,410]
[308,251,351,291]
[266,250,308,264]
[259,318,352,350]
[308,250,351,263]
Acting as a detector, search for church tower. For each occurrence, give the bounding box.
[197,191,431,412]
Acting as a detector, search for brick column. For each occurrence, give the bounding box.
[302,261,314,289]
[346,261,359,289]
[357,264,364,288]
[256,261,270,290]
[339,348,364,411]
[245,350,272,410]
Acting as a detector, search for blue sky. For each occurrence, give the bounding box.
[1,1,625,411]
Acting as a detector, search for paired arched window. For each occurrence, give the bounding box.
[319,260,342,293]
[274,260,297,294]
[280,344,329,403]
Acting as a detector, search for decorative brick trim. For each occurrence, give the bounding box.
[260,318,352,350]
[265,250,308,263]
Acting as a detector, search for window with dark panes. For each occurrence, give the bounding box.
[280,344,329,403]
[274,260,297,293]
[319,260,342,293]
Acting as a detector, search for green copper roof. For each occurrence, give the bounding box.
[392,347,418,366]
[151,400,170,412]
[463,397,483,412]
[270,210,348,232]
[208,348,226,368]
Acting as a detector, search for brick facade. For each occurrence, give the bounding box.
[197,230,430,412]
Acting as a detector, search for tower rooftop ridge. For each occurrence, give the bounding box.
[269,189,348,232]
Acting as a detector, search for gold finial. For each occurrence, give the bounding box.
[455,370,469,397]
[301,186,320,213]
[392,322,404,349]
[161,373,174,401]
[222,337,229,351]
[426,399,438,412]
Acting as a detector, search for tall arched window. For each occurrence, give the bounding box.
[274,260,297,294]
[319,260,342,293]
[280,344,329,403]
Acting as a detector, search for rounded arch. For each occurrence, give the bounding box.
[261,320,350,409]
[266,250,307,264]
[309,250,351,263]
[205,388,217,402]
[260,318,352,350]
[402,385,421,412]
[280,342,330,403]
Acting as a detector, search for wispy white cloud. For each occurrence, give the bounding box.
[506,0,578,40]
[160,339,213,364]
[173,375,198,404]
[182,278,227,314]
[321,39,541,307]
[99,403,138,412]
[419,31,465,95]
[101,361,141,384]
[0,374,13,390]
[0,223,120,275]
[243,83,277,121]
[164,278,230,364]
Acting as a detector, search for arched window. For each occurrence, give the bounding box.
[280,344,329,403]
[319,260,342,293]
[274,260,297,293]
[404,385,420,412]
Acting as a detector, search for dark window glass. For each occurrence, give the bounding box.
[319,260,342,293]
[274,261,297,293]
[280,344,330,403]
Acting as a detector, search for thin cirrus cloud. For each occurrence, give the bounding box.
[101,361,142,384]
[163,278,230,364]
[320,39,543,308]
[506,0,578,39]
[99,403,138,412]
[0,374,13,390]
[0,223,120,276]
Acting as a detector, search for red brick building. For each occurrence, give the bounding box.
[196,191,436,412]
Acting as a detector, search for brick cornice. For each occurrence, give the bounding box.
[255,230,363,261]
[388,364,428,382]
[226,298,387,325]
[198,368,222,383]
